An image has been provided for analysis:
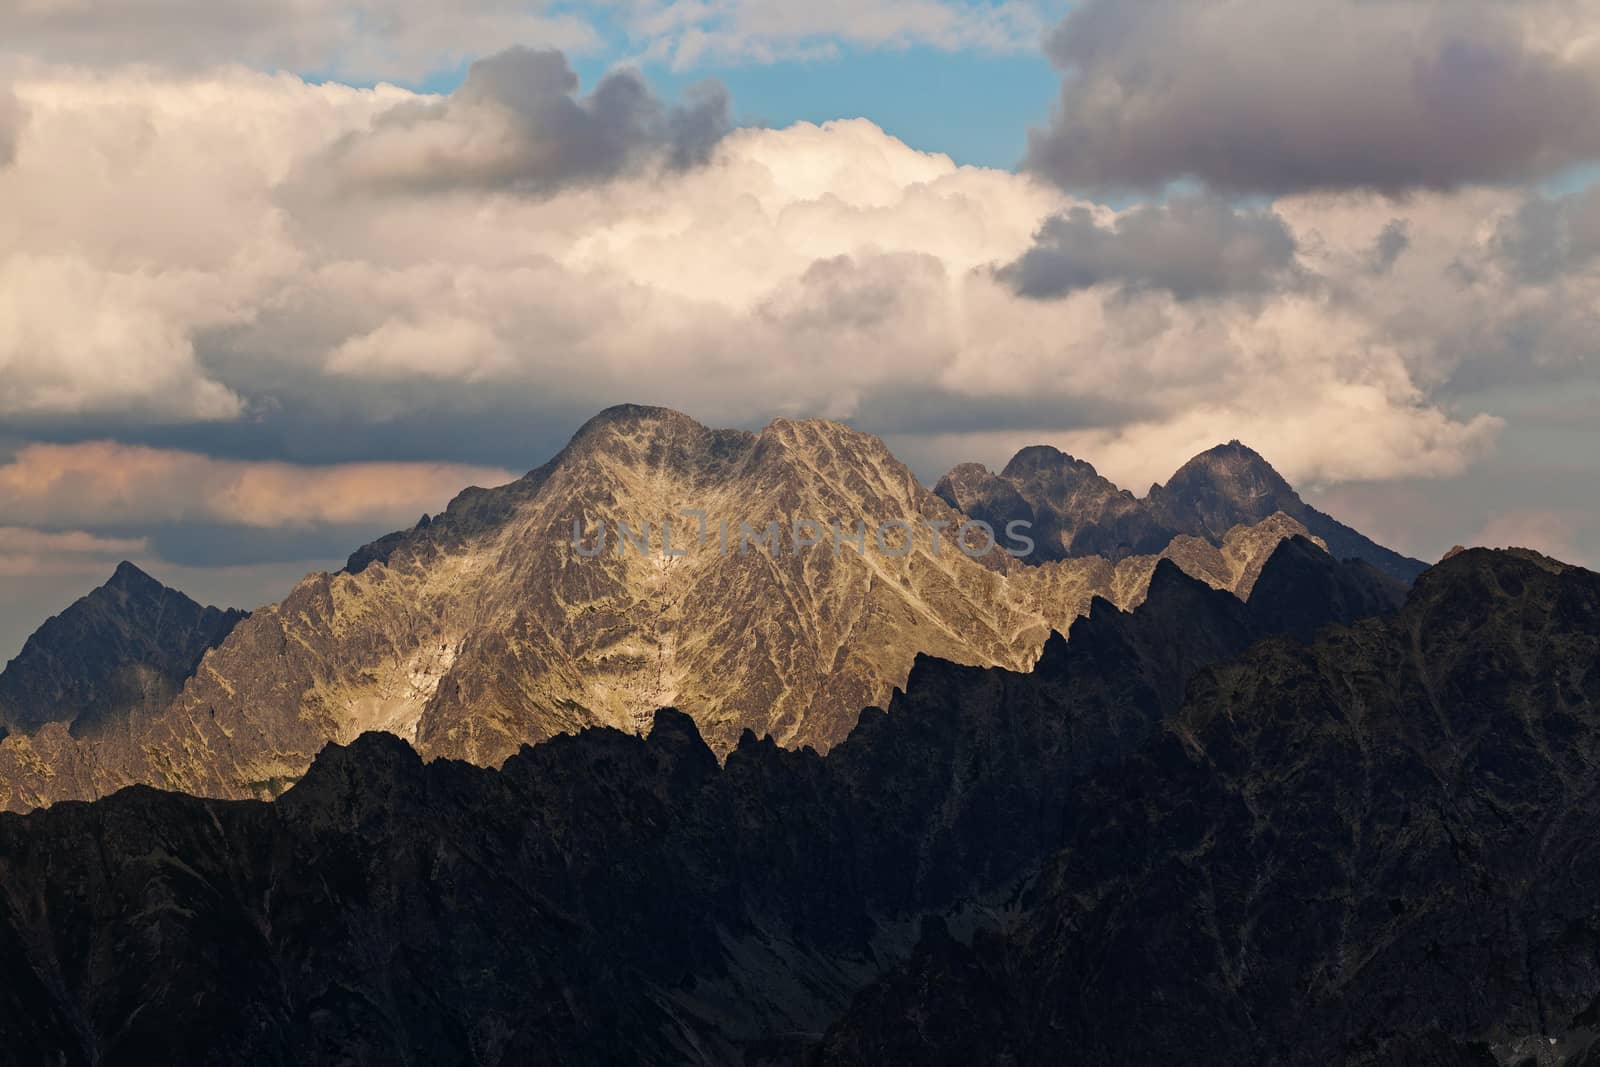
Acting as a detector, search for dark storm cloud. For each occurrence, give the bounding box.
[320,47,731,195]
[1025,0,1600,195]
[1492,185,1600,282]
[997,197,1298,300]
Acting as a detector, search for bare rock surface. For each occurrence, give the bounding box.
[0,407,1320,811]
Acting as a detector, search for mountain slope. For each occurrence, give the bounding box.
[0,543,1398,1066]
[0,407,1318,811]
[937,439,1428,581]
[820,548,1600,1065]
[0,562,244,740]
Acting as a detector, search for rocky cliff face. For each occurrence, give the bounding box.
[820,548,1600,1066]
[0,539,1397,1066]
[0,407,1320,811]
[937,438,1427,581]
[0,562,244,740]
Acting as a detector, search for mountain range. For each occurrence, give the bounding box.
[0,406,1388,813]
[0,403,1592,1066]
[935,438,1427,581]
[2,544,1594,1065]
[0,536,1416,1062]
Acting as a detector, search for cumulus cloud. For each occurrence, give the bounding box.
[998,197,1298,300]
[3,58,1591,553]
[0,442,516,529]
[1026,0,1600,195]
[1369,220,1411,275]
[315,48,731,196]
[1493,184,1600,282]
[0,255,247,420]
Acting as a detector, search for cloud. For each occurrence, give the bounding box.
[0,255,247,420]
[625,0,1047,70]
[1,59,1583,532]
[0,442,517,529]
[998,197,1298,300]
[1026,0,1600,195]
[0,0,1046,82]
[1047,395,1503,494]
[1369,220,1411,275]
[0,86,22,167]
[315,48,732,196]
[1492,184,1600,282]
[0,527,148,579]
[1475,509,1588,564]
[0,0,598,82]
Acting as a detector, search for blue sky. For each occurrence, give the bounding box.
[332,10,1067,172]
[580,46,1060,170]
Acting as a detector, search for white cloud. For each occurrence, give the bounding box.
[4,58,1591,528]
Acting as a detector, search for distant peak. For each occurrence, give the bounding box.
[1154,441,1299,510]
[573,403,703,436]
[1182,439,1275,470]
[1000,445,1099,482]
[106,560,161,592]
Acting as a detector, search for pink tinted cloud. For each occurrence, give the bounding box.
[0,442,518,530]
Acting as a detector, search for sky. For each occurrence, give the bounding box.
[2,0,1600,660]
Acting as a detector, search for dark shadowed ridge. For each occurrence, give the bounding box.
[0,562,245,739]
[820,548,1600,1066]
[0,538,1407,1065]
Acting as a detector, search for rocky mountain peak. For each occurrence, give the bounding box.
[0,565,245,740]
[938,439,1427,583]
[999,444,1091,480]
[0,529,1450,1065]
[1,409,1332,812]
[105,560,164,595]
[1146,439,1301,536]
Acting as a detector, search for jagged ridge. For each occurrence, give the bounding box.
[0,540,1402,1065]
[936,438,1427,581]
[820,548,1600,1065]
[0,407,1329,812]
